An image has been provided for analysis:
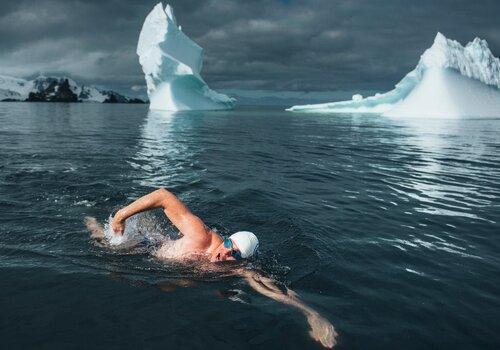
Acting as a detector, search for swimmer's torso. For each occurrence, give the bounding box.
[154,230,222,261]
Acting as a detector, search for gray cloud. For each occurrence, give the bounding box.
[0,0,498,96]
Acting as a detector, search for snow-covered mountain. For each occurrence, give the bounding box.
[137,2,235,111]
[287,33,500,118]
[0,75,33,101]
[0,75,145,104]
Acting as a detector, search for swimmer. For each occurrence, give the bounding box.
[85,188,337,348]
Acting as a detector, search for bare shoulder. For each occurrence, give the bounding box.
[160,190,211,244]
[179,214,212,241]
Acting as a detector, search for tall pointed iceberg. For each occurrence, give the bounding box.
[137,3,235,111]
[287,33,500,118]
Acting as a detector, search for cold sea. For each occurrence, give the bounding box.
[0,103,499,349]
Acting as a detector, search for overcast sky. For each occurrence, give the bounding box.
[0,0,498,96]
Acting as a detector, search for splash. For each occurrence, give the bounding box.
[102,213,167,250]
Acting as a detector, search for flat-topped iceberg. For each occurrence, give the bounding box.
[287,33,500,118]
[137,3,235,111]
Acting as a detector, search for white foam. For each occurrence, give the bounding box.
[405,268,425,276]
[102,214,165,249]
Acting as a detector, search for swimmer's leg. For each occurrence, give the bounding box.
[84,216,105,239]
[157,279,196,293]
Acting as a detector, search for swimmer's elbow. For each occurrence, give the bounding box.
[157,188,174,205]
[156,188,185,213]
[157,187,171,196]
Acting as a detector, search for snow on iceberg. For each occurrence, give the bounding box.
[287,33,500,118]
[137,3,235,111]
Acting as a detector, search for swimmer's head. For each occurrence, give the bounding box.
[230,231,259,258]
[210,231,259,263]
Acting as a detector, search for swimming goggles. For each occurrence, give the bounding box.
[223,237,242,260]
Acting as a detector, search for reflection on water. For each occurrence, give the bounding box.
[396,118,498,222]
[130,110,216,193]
[130,110,182,187]
[362,117,500,265]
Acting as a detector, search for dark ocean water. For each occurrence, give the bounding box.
[0,102,499,349]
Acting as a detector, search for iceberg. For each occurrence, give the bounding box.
[287,33,500,118]
[137,3,235,111]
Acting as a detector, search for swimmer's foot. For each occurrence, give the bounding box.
[84,216,105,239]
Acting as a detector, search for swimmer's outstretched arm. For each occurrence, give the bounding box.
[239,270,337,348]
[112,188,208,241]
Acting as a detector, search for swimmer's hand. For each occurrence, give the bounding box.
[305,311,337,348]
[242,270,338,348]
[111,211,126,235]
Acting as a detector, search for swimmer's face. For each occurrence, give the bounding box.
[210,238,240,263]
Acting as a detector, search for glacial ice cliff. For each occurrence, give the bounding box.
[137,3,235,111]
[287,33,500,118]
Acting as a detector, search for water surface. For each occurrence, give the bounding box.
[0,103,499,349]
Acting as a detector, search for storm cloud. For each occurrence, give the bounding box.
[0,0,498,96]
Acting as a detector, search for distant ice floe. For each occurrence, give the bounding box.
[287,33,500,118]
[137,2,235,111]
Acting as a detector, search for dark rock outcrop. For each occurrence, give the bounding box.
[103,91,128,103]
[27,79,78,102]
[127,98,146,104]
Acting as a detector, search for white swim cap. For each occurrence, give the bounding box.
[229,231,259,259]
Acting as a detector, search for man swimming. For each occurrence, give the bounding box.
[85,187,337,348]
